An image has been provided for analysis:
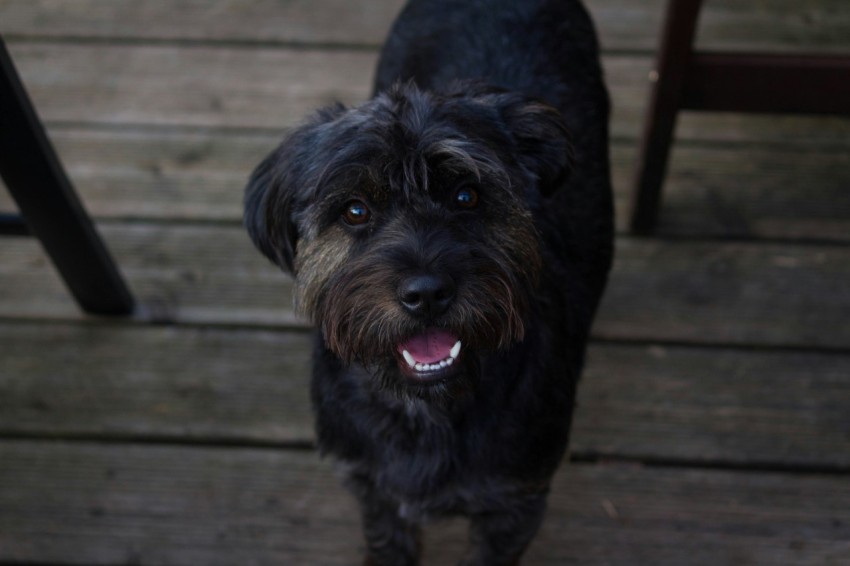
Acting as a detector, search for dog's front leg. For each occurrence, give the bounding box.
[359,495,421,566]
[348,475,422,566]
[461,491,548,566]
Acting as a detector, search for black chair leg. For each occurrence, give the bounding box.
[0,38,134,315]
[629,0,704,235]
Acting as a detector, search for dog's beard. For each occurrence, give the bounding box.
[301,246,537,403]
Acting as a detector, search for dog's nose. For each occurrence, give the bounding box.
[398,274,456,318]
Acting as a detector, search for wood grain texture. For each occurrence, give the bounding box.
[0,223,303,326]
[0,321,314,444]
[5,42,850,144]
[1,0,849,54]
[0,0,408,47]
[573,343,850,468]
[5,42,376,129]
[1,225,848,348]
[2,128,848,241]
[1,321,848,468]
[642,142,850,241]
[595,238,850,349]
[0,441,848,565]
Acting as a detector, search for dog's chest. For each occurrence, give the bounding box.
[366,404,509,517]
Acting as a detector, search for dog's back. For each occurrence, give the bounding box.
[376,0,614,315]
[375,0,605,110]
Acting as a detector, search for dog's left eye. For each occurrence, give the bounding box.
[454,187,479,209]
[343,200,371,225]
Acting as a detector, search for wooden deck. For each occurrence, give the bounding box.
[1,0,849,563]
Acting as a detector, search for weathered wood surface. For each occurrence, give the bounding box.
[2,1,848,245]
[594,238,850,349]
[1,0,849,564]
[1,440,848,565]
[1,225,848,349]
[5,43,374,129]
[1,321,848,469]
[575,344,850,468]
[0,322,315,444]
[2,129,849,241]
[6,42,850,145]
[2,0,849,54]
[645,143,850,241]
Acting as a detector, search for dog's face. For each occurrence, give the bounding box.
[245,83,571,400]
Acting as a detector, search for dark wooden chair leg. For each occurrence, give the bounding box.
[0,38,135,315]
[629,0,704,235]
[681,53,850,115]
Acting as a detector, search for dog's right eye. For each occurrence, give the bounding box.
[343,200,371,226]
[454,187,479,209]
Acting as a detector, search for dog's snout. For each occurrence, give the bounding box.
[398,274,456,318]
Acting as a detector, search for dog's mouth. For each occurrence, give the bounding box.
[396,327,463,383]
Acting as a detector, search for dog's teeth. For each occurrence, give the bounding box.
[406,342,462,373]
[402,349,416,368]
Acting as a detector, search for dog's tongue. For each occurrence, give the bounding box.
[399,328,458,364]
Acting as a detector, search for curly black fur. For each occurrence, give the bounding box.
[244,0,613,563]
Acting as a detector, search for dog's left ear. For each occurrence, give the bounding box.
[499,98,574,197]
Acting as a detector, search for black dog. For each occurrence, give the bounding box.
[244,0,612,563]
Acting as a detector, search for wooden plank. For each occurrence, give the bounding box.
[594,238,850,349]
[0,0,407,47]
[0,441,847,565]
[5,42,850,144]
[596,0,850,54]
[0,224,302,326]
[573,343,850,468]
[5,42,375,129]
[1,128,848,242]
[0,128,281,223]
[0,321,314,444]
[1,0,849,54]
[1,225,848,348]
[1,321,848,468]
[638,143,850,241]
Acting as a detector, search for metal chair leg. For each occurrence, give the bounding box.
[0,38,134,315]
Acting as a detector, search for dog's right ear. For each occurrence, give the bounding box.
[244,148,299,273]
[244,104,346,274]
